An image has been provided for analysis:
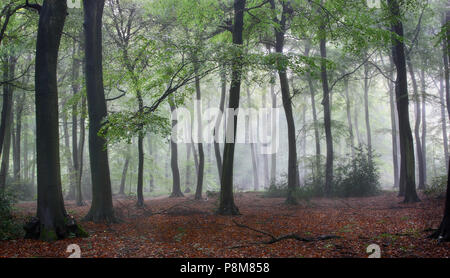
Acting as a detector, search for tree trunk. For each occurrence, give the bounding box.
[13,92,24,182]
[25,0,86,241]
[62,101,76,200]
[247,87,259,191]
[0,58,14,161]
[406,57,425,190]
[320,36,333,197]
[119,155,130,196]
[344,78,355,159]
[270,72,277,187]
[388,0,419,203]
[194,68,204,200]
[363,62,373,165]
[420,68,427,187]
[271,0,300,204]
[388,55,400,188]
[217,0,245,215]
[214,69,226,180]
[440,65,449,170]
[76,94,86,206]
[136,91,145,207]
[148,135,155,193]
[83,0,116,222]
[0,56,15,191]
[169,96,183,198]
[185,143,192,193]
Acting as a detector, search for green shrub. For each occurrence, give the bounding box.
[424,175,447,198]
[0,191,24,240]
[333,147,381,198]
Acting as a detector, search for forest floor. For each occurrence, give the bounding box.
[0,191,449,258]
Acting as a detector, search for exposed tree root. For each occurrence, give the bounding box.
[230,220,340,248]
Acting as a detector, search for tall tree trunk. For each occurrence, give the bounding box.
[420,68,427,187]
[214,69,226,180]
[0,56,15,191]
[169,96,183,198]
[218,0,245,215]
[271,0,300,204]
[25,0,86,241]
[76,94,86,206]
[62,101,76,200]
[388,0,419,203]
[443,12,450,121]
[406,57,425,190]
[247,87,259,191]
[0,58,14,161]
[136,91,145,207]
[270,72,277,187]
[388,55,400,188]
[83,0,116,222]
[363,62,373,164]
[320,32,333,197]
[194,69,205,200]
[304,42,321,183]
[440,65,449,170]
[344,78,355,159]
[13,93,24,182]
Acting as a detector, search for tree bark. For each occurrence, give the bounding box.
[406,57,425,190]
[271,0,300,204]
[83,0,116,222]
[420,68,427,187]
[26,0,86,241]
[194,68,204,200]
[363,62,373,165]
[440,64,449,170]
[388,0,419,203]
[119,153,130,196]
[214,69,226,180]
[344,78,355,159]
[0,56,15,191]
[388,55,400,188]
[247,87,259,191]
[169,96,183,198]
[218,0,245,215]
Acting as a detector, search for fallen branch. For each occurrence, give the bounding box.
[231,220,341,248]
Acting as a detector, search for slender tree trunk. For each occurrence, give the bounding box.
[185,143,192,193]
[169,96,183,198]
[136,91,145,207]
[218,0,245,215]
[270,72,277,187]
[76,94,86,206]
[148,135,155,193]
[262,87,270,189]
[420,68,427,187]
[83,0,116,222]
[247,87,259,191]
[320,34,333,197]
[214,69,226,179]
[194,69,205,200]
[406,57,425,190]
[13,93,24,182]
[0,58,14,161]
[363,62,373,164]
[388,55,400,188]
[440,65,449,170]
[344,78,355,159]
[443,13,450,122]
[62,102,76,200]
[0,56,15,191]
[271,0,300,204]
[388,0,419,203]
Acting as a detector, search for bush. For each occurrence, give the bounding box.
[424,175,447,198]
[264,173,320,202]
[333,147,381,198]
[5,176,35,201]
[0,191,23,240]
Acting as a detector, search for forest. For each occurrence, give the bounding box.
[0,0,449,260]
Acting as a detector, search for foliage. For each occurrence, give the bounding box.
[333,147,381,198]
[424,175,447,198]
[0,191,23,240]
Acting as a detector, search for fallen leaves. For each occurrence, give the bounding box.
[0,192,449,258]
